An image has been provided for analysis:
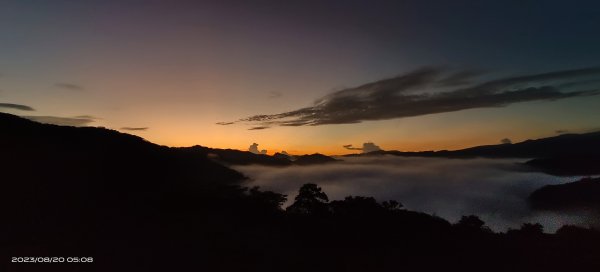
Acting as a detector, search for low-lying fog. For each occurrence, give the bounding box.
[234,156,593,232]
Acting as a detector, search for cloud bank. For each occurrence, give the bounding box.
[220,67,600,129]
[249,143,267,154]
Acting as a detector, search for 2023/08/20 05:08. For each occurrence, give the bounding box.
[12,257,94,263]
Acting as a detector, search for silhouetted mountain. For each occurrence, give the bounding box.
[529,177,600,210]
[273,152,292,160]
[441,131,600,158]
[347,131,600,159]
[524,156,600,176]
[293,153,339,165]
[345,131,600,175]
[0,112,245,186]
[176,145,293,166]
[0,112,249,269]
[175,146,339,166]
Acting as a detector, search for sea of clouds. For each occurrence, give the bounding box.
[234,156,593,232]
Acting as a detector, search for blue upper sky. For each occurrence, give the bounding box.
[1,0,599,153]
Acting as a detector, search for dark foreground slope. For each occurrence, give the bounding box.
[2,113,600,271]
[0,113,250,269]
[530,177,600,211]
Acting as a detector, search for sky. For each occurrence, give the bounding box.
[1,0,599,154]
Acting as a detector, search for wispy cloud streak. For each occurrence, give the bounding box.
[120,127,149,131]
[0,103,35,111]
[23,115,96,126]
[219,67,600,129]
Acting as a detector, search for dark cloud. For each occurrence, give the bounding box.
[54,83,84,91]
[555,128,600,134]
[0,103,35,111]
[268,91,282,99]
[75,115,100,119]
[343,142,383,153]
[501,138,512,144]
[216,121,235,125]
[362,142,382,153]
[120,127,149,131]
[249,126,269,130]
[220,67,600,129]
[23,115,96,126]
[343,144,362,151]
[436,70,484,87]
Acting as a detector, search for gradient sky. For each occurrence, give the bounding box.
[1,0,599,154]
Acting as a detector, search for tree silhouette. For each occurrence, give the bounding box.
[286,183,329,215]
[456,215,485,228]
[520,223,544,234]
[454,215,491,233]
[246,186,287,212]
[382,200,403,211]
[508,222,544,237]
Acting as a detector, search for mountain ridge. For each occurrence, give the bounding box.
[345,131,600,158]
[344,131,600,175]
